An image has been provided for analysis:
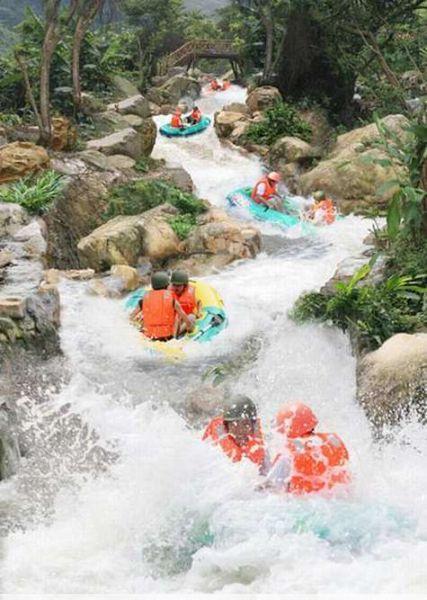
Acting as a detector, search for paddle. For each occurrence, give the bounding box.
[191,313,225,342]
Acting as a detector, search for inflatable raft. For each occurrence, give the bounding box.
[159,116,211,138]
[227,186,303,230]
[125,279,227,360]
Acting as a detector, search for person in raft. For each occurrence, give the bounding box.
[308,190,336,224]
[132,271,193,341]
[186,106,202,125]
[171,107,185,129]
[169,270,201,335]
[263,402,350,495]
[203,396,270,475]
[209,77,222,91]
[251,171,284,212]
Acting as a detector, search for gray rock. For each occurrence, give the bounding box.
[86,127,144,160]
[107,95,151,119]
[106,155,136,170]
[111,75,140,98]
[0,203,29,236]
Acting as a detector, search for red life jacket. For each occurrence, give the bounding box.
[274,432,350,495]
[251,176,277,204]
[171,114,183,128]
[142,289,176,340]
[203,416,266,467]
[315,199,336,224]
[171,284,197,315]
[210,80,221,91]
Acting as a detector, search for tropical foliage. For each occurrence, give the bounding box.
[0,170,65,214]
[245,100,312,146]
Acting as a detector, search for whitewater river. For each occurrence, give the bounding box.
[1,87,426,595]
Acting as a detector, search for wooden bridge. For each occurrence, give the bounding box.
[158,39,243,78]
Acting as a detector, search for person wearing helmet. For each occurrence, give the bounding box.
[251,171,284,212]
[308,190,336,224]
[203,395,269,473]
[132,271,193,341]
[169,270,199,334]
[264,402,350,495]
[187,106,202,125]
[171,108,185,129]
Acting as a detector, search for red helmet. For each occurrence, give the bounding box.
[275,403,318,438]
[267,171,281,183]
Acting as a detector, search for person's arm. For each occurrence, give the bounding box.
[257,454,291,491]
[174,300,194,333]
[131,298,144,323]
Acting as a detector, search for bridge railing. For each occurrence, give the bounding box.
[157,39,240,75]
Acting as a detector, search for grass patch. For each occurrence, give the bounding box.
[0,170,65,214]
[104,179,206,239]
[245,100,312,147]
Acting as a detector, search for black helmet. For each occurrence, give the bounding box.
[171,270,189,285]
[151,271,170,290]
[223,395,257,422]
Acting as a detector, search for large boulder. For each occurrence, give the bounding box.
[246,86,282,114]
[44,171,119,269]
[111,75,140,98]
[183,208,261,264]
[357,333,427,428]
[91,111,131,136]
[159,75,201,104]
[332,114,409,157]
[137,117,157,157]
[214,111,248,138]
[299,115,410,214]
[107,94,151,119]
[269,136,318,166]
[77,204,181,271]
[86,127,146,160]
[0,142,50,184]
[51,117,77,151]
[223,102,251,116]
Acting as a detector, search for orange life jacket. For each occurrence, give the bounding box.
[142,289,176,340]
[171,114,183,128]
[222,81,231,90]
[171,284,197,315]
[203,416,266,468]
[314,199,335,224]
[191,109,202,123]
[251,176,278,204]
[210,80,221,91]
[274,432,350,495]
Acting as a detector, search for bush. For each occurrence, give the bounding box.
[104,179,206,239]
[245,100,312,146]
[0,170,65,214]
[291,264,426,351]
[168,214,197,240]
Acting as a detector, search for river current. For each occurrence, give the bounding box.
[1,87,426,595]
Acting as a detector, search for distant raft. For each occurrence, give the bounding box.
[160,116,211,138]
[125,279,227,360]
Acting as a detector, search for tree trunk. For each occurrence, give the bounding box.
[39,18,60,146]
[260,2,274,81]
[72,15,88,112]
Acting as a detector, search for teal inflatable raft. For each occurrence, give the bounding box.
[160,116,211,138]
[227,186,306,230]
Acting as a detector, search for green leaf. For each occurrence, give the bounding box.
[386,194,401,239]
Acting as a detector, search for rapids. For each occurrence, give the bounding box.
[1,86,426,595]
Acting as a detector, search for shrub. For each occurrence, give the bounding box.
[245,100,312,146]
[104,179,206,239]
[291,264,426,351]
[104,180,206,220]
[168,214,197,240]
[0,170,65,214]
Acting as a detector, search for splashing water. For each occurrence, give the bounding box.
[1,86,427,594]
